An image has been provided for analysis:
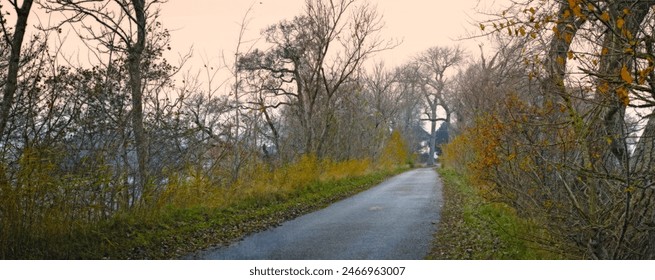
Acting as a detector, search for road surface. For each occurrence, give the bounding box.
[187,168,443,260]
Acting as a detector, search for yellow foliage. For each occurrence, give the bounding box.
[564,33,573,44]
[638,67,652,85]
[572,5,583,18]
[598,82,610,94]
[616,87,630,106]
[321,158,371,181]
[0,146,116,257]
[159,153,379,211]
[620,65,633,84]
[378,130,409,170]
[617,18,625,29]
[562,9,571,20]
[441,114,505,185]
[159,167,226,208]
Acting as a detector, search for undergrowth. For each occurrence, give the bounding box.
[2,131,413,259]
[8,155,407,259]
[428,168,565,260]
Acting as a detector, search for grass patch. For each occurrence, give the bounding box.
[427,168,562,260]
[53,167,407,259]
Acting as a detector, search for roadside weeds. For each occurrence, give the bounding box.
[427,168,564,260]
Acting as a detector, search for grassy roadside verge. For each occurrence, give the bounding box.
[70,168,407,259]
[427,168,561,259]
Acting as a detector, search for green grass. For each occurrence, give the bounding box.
[48,168,407,259]
[427,168,562,260]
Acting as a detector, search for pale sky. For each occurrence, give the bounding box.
[14,0,507,85]
[160,0,498,70]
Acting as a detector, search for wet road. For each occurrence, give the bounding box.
[188,168,443,260]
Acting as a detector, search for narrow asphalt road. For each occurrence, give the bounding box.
[187,168,443,260]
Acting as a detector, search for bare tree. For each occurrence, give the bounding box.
[0,0,34,142]
[239,0,397,158]
[416,46,464,166]
[42,0,167,205]
[361,61,402,157]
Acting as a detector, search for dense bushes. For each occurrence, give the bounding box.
[442,89,655,258]
[0,135,410,259]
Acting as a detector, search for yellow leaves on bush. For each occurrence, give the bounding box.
[600,11,610,22]
[161,153,379,211]
[616,87,630,106]
[1,146,117,257]
[378,130,409,169]
[565,0,584,19]
[562,9,571,20]
[159,167,226,208]
[623,30,634,40]
[322,158,370,181]
[638,67,653,85]
[571,5,583,18]
[283,154,320,190]
[620,65,633,84]
[617,18,625,29]
[624,47,634,55]
[564,33,573,44]
[441,114,505,184]
[441,131,473,173]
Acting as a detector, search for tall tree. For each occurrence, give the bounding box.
[0,0,34,141]
[416,46,463,166]
[43,0,166,205]
[239,0,396,158]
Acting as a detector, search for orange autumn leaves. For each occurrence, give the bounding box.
[596,67,630,106]
[617,65,632,106]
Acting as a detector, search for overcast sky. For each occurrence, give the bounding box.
[160,0,501,70]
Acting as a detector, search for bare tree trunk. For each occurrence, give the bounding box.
[0,0,34,140]
[427,104,437,166]
[262,107,280,157]
[128,0,149,204]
